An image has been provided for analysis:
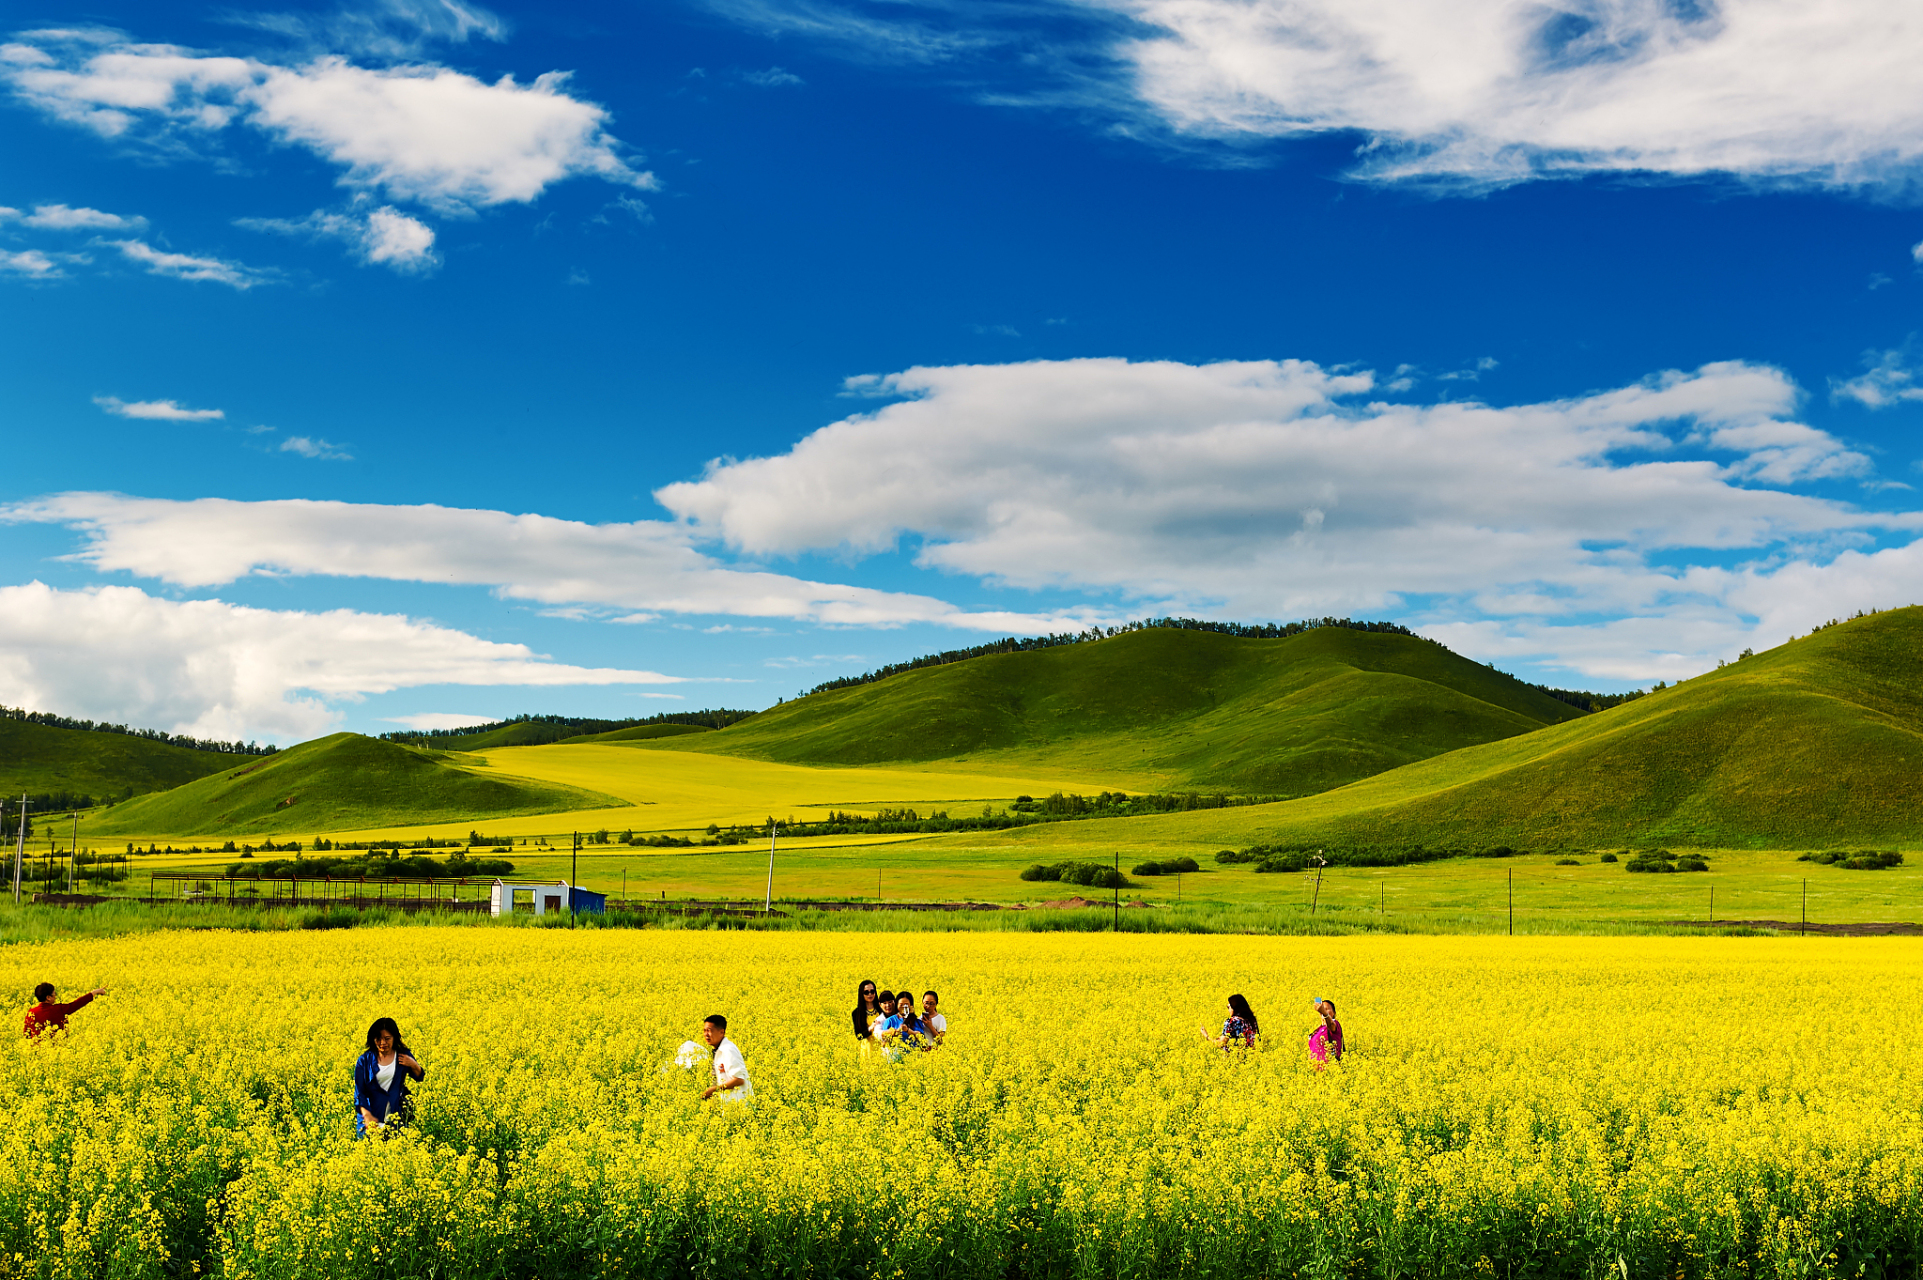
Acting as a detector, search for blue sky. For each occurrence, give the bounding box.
[3,0,1922,743]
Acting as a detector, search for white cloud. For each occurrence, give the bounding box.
[652,354,1917,678]
[1913,239,1923,264]
[95,395,224,420]
[1833,348,1923,409]
[0,581,681,742]
[237,204,439,273]
[280,435,353,460]
[739,66,804,87]
[4,31,654,211]
[0,248,61,277]
[229,0,508,60]
[1102,0,1923,190]
[380,711,498,730]
[106,237,272,287]
[1,494,1107,633]
[12,202,144,230]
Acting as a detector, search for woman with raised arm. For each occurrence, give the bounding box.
[353,1016,425,1138]
[1308,998,1344,1066]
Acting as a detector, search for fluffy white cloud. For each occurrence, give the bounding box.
[237,204,438,272]
[9,202,144,230]
[652,354,1921,677]
[0,494,1105,634]
[381,711,497,731]
[280,435,353,460]
[1832,349,1923,409]
[94,395,224,420]
[106,237,273,287]
[0,248,60,277]
[4,31,652,211]
[0,581,681,742]
[1103,0,1923,189]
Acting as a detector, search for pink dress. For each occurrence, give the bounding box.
[1308,1019,1344,1063]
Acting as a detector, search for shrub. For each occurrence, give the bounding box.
[1599,852,1619,863]
[1215,849,1255,865]
[1255,851,1309,874]
[1134,856,1198,876]
[1019,864,1056,882]
[1554,858,1581,866]
[1020,861,1130,889]
[1675,856,1710,872]
[1131,862,1163,877]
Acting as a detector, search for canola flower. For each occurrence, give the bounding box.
[3,930,1922,1279]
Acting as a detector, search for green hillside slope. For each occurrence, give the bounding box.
[90,734,624,837]
[665,627,1587,795]
[0,717,241,804]
[562,723,711,744]
[988,609,1923,851]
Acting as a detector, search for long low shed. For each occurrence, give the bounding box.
[488,880,606,916]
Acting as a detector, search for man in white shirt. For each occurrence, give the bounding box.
[699,1014,754,1101]
[920,990,947,1046]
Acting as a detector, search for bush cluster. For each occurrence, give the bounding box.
[1018,861,1131,890]
[1624,850,1709,873]
[1130,857,1200,877]
[1799,850,1905,870]
[225,853,516,880]
[1215,844,1530,871]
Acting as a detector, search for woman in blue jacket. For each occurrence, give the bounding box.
[353,1016,425,1138]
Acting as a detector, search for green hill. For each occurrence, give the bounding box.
[562,723,711,744]
[664,627,1587,795]
[0,717,242,805]
[90,733,624,837]
[989,608,1923,851]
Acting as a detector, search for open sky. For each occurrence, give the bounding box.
[3,0,1923,743]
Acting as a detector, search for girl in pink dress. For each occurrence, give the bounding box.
[1307,998,1344,1067]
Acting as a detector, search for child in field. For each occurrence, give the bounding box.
[353,1016,425,1138]
[700,1014,754,1102]
[1308,998,1344,1066]
[1201,993,1260,1049]
[22,982,106,1039]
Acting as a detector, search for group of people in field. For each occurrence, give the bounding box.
[1202,993,1345,1065]
[850,981,947,1061]
[23,977,1339,1140]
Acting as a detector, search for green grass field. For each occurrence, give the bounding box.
[88,733,621,837]
[0,716,245,801]
[658,626,1584,795]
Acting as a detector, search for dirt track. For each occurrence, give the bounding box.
[1668,919,1923,936]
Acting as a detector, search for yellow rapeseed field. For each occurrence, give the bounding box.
[4,930,1920,1280]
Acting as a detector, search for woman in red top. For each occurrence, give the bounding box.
[22,982,106,1038]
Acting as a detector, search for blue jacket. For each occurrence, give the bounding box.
[352,1048,424,1137]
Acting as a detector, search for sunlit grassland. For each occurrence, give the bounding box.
[90,743,1163,846]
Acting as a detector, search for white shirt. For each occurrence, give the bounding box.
[712,1037,754,1099]
[926,1012,947,1037]
[375,1056,397,1090]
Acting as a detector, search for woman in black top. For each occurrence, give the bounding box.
[850,979,880,1042]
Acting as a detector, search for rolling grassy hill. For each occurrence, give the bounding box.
[982,609,1923,852]
[0,716,242,804]
[661,626,1587,795]
[89,734,625,837]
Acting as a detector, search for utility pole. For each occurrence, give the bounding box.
[1802,879,1807,933]
[1112,851,1119,932]
[571,832,579,897]
[1507,868,1513,936]
[765,821,778,915]
[11,796,26,905]
[1708,885,1713,924]
[70,811,77,895]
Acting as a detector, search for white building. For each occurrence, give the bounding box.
[489,879,571,917]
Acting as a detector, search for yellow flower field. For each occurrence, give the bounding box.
[4,930,1920,1279]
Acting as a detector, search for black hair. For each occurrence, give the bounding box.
[878,989,896,1006]
[1320,999,1338,1020]
[1228,993,1260,1034]
[922,990,938,1002]
[852,978,879,1040]
[33,982,54,1003]
[704,1014,728,1032]
[364,1016,405,1053]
